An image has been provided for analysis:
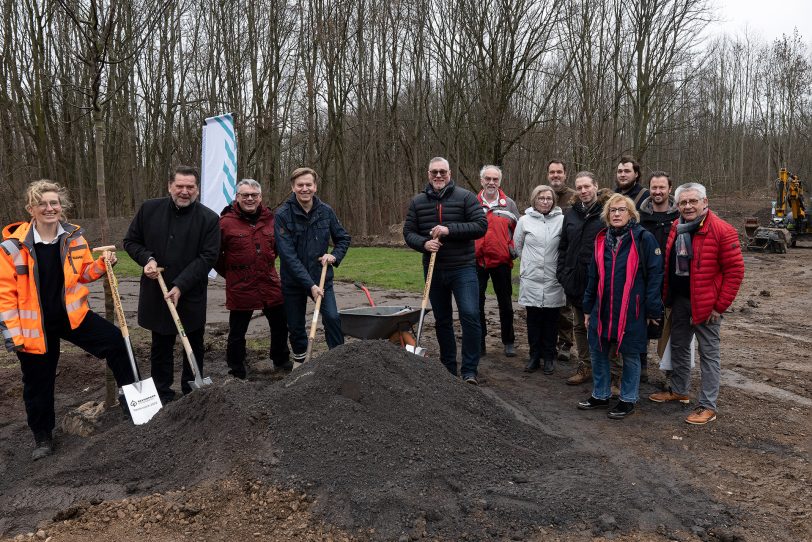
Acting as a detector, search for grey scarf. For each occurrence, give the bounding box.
[674,210,707,276]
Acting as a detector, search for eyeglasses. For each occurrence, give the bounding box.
[678,198,701,207]
[237,193,260,200]
[608,207,628,214]
[429,169,449,177]
[536,197,554,202]
[37,200,61,210]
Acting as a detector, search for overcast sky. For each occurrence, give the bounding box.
[714,0,810,41]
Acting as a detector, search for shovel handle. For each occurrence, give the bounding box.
[92,245,117,252]
[309,262,330,341]
[96,248,142,381]
[155,269,204,381]
[413,250,437,350]
[302,260,330,365]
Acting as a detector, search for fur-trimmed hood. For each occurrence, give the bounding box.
[567,188,613,214]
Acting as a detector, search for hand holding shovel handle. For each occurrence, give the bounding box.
[299,259,330,367]
[155,268,212,389]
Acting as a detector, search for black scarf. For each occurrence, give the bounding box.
[606,220,634,252]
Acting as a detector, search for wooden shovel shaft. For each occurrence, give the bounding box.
[93,247,140,381]
[303,261,330,364]
[155,270,204,381]
[414,251,437,349]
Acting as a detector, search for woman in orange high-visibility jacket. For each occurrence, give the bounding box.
[0,180,135,461]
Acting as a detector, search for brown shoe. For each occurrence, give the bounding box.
[649,391,690,404]
[566,366,591,385]
[685,407,716,425]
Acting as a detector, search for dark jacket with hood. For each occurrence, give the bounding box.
[583,221,663,354]
[215,202,283,310]
[638,195,679,252]
[403,180,487,270]
[274,193,351,292]
[124,197,221,335]
[556,189,611,308]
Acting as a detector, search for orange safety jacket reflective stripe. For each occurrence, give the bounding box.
[0,220,107,354]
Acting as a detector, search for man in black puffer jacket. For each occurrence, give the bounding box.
[404,157,488,384]
[557,171,612,386]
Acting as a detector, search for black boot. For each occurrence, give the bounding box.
[542,358,554,375]
[524,358,540,373]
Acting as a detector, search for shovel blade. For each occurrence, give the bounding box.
[122,378,163,425]
[405,344,427,357]
[188,376,213,390]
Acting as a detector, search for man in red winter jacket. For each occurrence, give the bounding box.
[475,165,520,357]
[215,179,290,378]
[649,182,744,425]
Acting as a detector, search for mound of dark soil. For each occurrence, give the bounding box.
[1,341,734,540]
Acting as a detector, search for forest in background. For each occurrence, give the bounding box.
[1,0,810,235]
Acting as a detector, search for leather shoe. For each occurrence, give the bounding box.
[577,396,610,410]
[566,366,591,385]
[685,407,716,425]
[649,391,690,404]
[504,343,516,357]
[524,358,540,373]
[607,400,635,419]
[542,358,554,375]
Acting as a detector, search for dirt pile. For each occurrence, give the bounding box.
[2,341,738,540]
[267,340,576,540]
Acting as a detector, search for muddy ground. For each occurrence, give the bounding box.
[0,196,810,542]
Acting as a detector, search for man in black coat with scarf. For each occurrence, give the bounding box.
[124,165,221,403]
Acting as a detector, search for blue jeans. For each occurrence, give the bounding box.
[589,343,641,403]
[428,265,481,377]
[283,284,344,357]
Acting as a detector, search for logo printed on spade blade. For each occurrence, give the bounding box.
[122,378,162,425]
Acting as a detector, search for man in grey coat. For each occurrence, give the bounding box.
[124,165,221,403]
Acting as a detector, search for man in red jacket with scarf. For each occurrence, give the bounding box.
[649,182,744,425]
[475,165,520,357]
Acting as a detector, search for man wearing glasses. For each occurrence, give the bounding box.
[649,183,744,425]
[215,179,290,379]
[404,157,487,384]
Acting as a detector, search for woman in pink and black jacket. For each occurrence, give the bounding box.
[577,193,663,420]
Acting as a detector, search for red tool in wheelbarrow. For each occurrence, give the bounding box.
[338,282,429,352]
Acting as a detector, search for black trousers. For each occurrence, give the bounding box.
[17,311,134,439]
[226,305,290,376]
[526,306,560,363]
[477,264,515,346]
[150,328,204,401]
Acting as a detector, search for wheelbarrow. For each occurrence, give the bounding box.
[339,305,429,344]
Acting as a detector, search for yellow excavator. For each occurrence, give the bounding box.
[745,168,811,252]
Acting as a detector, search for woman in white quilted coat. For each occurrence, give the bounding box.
[513,185,566,375]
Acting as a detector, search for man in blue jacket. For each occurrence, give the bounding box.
[403,157,488,384]
[274,167,351,364]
